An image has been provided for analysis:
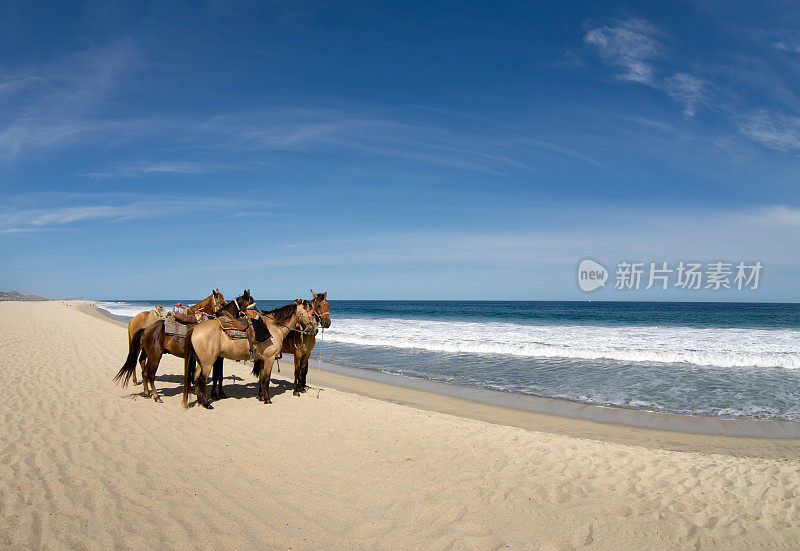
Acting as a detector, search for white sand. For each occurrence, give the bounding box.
[1,300,799,550]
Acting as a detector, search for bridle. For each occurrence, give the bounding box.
[310,296,330,325]
[259,302,317,335]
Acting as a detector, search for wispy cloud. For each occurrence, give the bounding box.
[744,205,800,227]
[583,18,709,118]
[582,15,800,157]
[584,18,664,85]
[0,43,136,161]
[736,110,800,152]
[81,160,239,179]
[0,193,271,235]
[193,108,548,175]
[772,41,800,53]
[664,73,707,117]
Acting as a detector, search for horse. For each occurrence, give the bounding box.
[282,290,331,395]
[207,291,330,399]
[182,300,317,409]
[189,288,226,315]
[204,289,254,400]
[212,288,254,319]
[114,291,252,402]
[125,304,168,385]
[124,289,226,385]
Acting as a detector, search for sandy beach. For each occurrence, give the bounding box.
[1,300,799,550]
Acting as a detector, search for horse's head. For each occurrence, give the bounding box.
[296,299,318,335]
[309,289,331,329]
[237,289,255,310]
[213,288,226,309]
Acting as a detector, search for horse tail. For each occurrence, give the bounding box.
[182,326,196,408]
[114,328,143,387]
[252,359,262,377]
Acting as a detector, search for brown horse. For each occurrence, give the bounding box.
[125,289,226,385]
[125,304,168,385]
[114,291,252,402]
[189,288,226,315]
[183,300,317,409]
[283,290,331,395]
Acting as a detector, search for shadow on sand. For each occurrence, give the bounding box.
[127,374,295,406]
[122,375,293,407]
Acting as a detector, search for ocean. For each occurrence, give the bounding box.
[97,300,800,421]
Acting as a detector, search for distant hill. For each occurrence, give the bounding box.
[0,290,47,301]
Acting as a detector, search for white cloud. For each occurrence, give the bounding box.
[737,110,800,152]
[583,18,664,85]
[82,160,238,178]
[0,43,136,161]
[664,73,707,117]
[0,194,273,234]
[583,19,709,118]
[744,205,800,228]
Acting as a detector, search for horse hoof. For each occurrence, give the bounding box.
[202,403,214,410]
[293,391,301,396]
[154,396,163,403]
[218,391,227,399]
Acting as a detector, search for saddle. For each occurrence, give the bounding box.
[217,312,271,362]
[172,311,199,325]
[217,314,270,340]
[164,312,200,338]
[217,313,251,336]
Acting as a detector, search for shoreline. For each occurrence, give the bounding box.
[85,302,800,458]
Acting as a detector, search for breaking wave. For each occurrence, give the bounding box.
[325,317,800,370]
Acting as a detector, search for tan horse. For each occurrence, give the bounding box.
[183,301,317,409]
[125,289,226,385]
[283,290,331,395]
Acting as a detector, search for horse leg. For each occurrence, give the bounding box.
[134,349,146,386]
[147,352,163,403]
[255,359,265,401]
[194,373,213,409]
[210,357,226,400]
[293,354,303,396]
[141,355,151,399]
[300,352,311,392]
[260,357,275,405]
[209,363,218,400]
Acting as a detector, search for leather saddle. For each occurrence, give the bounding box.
[172,311,199,325]
[216,312,270,362]
[217,312,250,331]
[164,311,199,338]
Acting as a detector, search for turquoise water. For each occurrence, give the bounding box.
[99,300,800,420]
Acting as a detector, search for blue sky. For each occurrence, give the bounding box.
[1,0,799,300]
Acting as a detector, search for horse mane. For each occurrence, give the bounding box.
[263,303,296,323]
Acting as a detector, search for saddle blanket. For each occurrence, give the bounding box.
[217,317,249,340]
[217,315,271,341]
[164,315,189,338]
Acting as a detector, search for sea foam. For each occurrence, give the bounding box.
[324,317,800,370]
